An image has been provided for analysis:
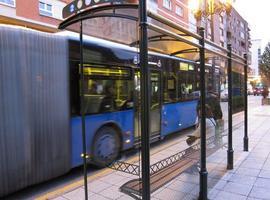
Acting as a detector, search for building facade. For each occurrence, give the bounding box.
[197,6,250,57]
[0,0,69,32]
[154,0,190,28]
[226,7,251,57]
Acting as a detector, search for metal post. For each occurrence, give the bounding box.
[79,20,88,200]
[139,0,150,199]
[243,54,249,151]
[199,27,208,200]
[227,44,234,170]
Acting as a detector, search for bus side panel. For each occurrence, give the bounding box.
[161,100,198,136]
[178,100,198,129]
[0,27,70,197]
[71,110,134,167]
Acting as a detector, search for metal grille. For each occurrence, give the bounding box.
[107,161,140,176]
[150,143,201,175]
[108,135,225,176]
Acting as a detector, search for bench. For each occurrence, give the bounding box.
[119,136,221,199]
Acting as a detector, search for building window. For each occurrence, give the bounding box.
[0,0,15,7]
[220,41,224,47]
[240,31,245,39]
[219,28,224,36]
[39,1,52,17]
[175,5,183,17]
[240,21,244,29]
[163,0,172,10]
[219,15,223,24]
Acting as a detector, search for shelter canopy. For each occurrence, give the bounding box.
[59,1,245,64]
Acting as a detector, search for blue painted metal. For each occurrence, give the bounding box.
[71,110,134,167]
[161,100,198,136]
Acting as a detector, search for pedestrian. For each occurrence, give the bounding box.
[262,86,269,105]
[186,86,223,146]
[262,86,269,99]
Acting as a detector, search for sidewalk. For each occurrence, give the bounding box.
[48,103,270,200]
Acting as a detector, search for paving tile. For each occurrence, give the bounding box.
[166,180,196,193]
[112,177,132,187]
[209,170,233,180]
[229,174,257,185]
[207,163,219,171]
[214,191,247,200]
[248,152,269,159]
[99,174,127,185]
[258,170,270,179]
[207,156,225,164]
[210,179,227,190]
[208,177,220,188]
[249,186,270,199]
[223,182,253,196]
[208,188,220,200]
[62,188,86,200]
[263,162,270,170]
[87,180,111,193]
[177,173,199,184]
[90,194,111,200]
[182,193,197,200]
[211,163,228,172]
[235,167,260,177]
[189,186,199,196]
[100,185,123,199]
[254,177,270,189]
[117,194,136,200]
[154,188,187,200]
[240,160,264,170]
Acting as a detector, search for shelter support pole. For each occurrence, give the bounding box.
[199,27,208,200]
[79,21,88,200]
[139,0,150,199]
[227,44,234,170]
[243,54,249,151]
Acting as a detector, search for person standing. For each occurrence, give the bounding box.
[262,86,269,99]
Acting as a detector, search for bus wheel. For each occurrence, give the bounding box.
[92,126,120,167]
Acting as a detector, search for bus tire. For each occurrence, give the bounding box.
[92,126,120,167]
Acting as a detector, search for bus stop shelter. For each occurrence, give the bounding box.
[59,0,248,199]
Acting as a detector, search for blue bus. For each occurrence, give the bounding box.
[68,36,203,167]
[0,26,218,196]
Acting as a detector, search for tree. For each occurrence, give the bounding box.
[259,42,270,86]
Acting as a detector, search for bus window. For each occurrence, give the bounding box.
[80,66,133,114]
[178,63,198,101]
[163,71,177,103]
[151,72,161,109]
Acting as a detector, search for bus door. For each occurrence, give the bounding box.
[150,71,161,135]
[134,70,161,139]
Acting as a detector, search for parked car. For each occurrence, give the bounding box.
[253,87,264,96]
[220,89,228,101]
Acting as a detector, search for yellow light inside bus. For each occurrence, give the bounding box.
[180,63,189,71]
[82,67,129,77]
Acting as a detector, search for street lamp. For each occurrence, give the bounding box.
[189,0,232,40]
[189,0,232,21]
